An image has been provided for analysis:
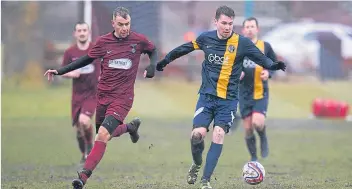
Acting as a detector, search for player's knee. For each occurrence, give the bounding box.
[212,126,226,143]
[252,113,265,129]
[252,121,264,130]
[78,114,91,129]
[96,127,110,142]
[101,115,121,135]
[191,131,204,145]
[214,126,226,136]
[192,126,207,134]
[79,121,90,130]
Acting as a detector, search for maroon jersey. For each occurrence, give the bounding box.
[62,43,100,102]
[88,31,155,104]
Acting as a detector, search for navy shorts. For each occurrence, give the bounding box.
[193,94,238,133]
[239,97,268,119]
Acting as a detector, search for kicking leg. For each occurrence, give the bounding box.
[106,99,138,143]
[199,97,238,188]
[201,125,226,189]
[190,94,214,187]
[111,118,141,143]
[72,115,119,189]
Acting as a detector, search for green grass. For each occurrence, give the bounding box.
[3,79,351,120]
[2,80,352,188]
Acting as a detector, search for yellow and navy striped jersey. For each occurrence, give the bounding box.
[164,30,276,100]
[240,40,277,100]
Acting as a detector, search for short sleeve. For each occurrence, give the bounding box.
[61,49,72,66]
[141,35,156,54]
[88,37,106,58]
[191,33,205,50]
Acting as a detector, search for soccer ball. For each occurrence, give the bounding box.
[242,161,265,185]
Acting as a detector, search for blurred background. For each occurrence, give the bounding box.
[2,1,351,119]
[1,1,352,188]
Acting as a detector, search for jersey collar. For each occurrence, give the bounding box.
[112,31,130,41]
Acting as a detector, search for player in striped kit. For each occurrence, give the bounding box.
[239,17,278,162]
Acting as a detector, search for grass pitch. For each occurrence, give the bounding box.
[2,80,352,188]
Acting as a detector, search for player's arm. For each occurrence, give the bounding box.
[156,35,203,71]
[57,36,107,75]
[56,55,95,75]
[165,41,198,62]
[264,42,277,78]
[142,36,158,78]
[244,38,285,71]
[44,38,105,79]
[60,49,81,78]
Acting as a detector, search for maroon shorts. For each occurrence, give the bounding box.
[72,98,96,126]
[95,97,134,126]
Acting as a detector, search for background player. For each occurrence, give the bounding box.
[61,22,99,164]
[239,17,278,162]
[44,7,157,189]
[156,6,286,189]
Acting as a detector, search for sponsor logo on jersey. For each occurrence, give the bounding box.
[108,58,132,69]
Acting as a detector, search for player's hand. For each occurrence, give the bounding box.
[44,69,58,82]
[156,59,168,71]
[260,70,269,81]
[272,61,286,71]
[144,64,155,78]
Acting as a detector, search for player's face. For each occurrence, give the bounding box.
[74,24,90,44]
[215,14,234,39]
[242,20,259,39]
[112,15,131,38]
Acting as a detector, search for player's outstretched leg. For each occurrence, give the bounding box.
[128,118,141,143]
[111,118,141,143]
[187,128,206,184]
[72,169,92,189]
[72,115,132,188]
[200,126,225,189]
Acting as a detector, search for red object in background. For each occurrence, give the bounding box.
[312,98,350,118]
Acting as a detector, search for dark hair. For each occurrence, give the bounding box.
[242,17,259,27]
[74,21,89,31]
[113,7,130,20]
[215,6,235,20]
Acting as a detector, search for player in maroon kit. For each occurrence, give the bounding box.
[44,7,157,189]
[61,22,99,164]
